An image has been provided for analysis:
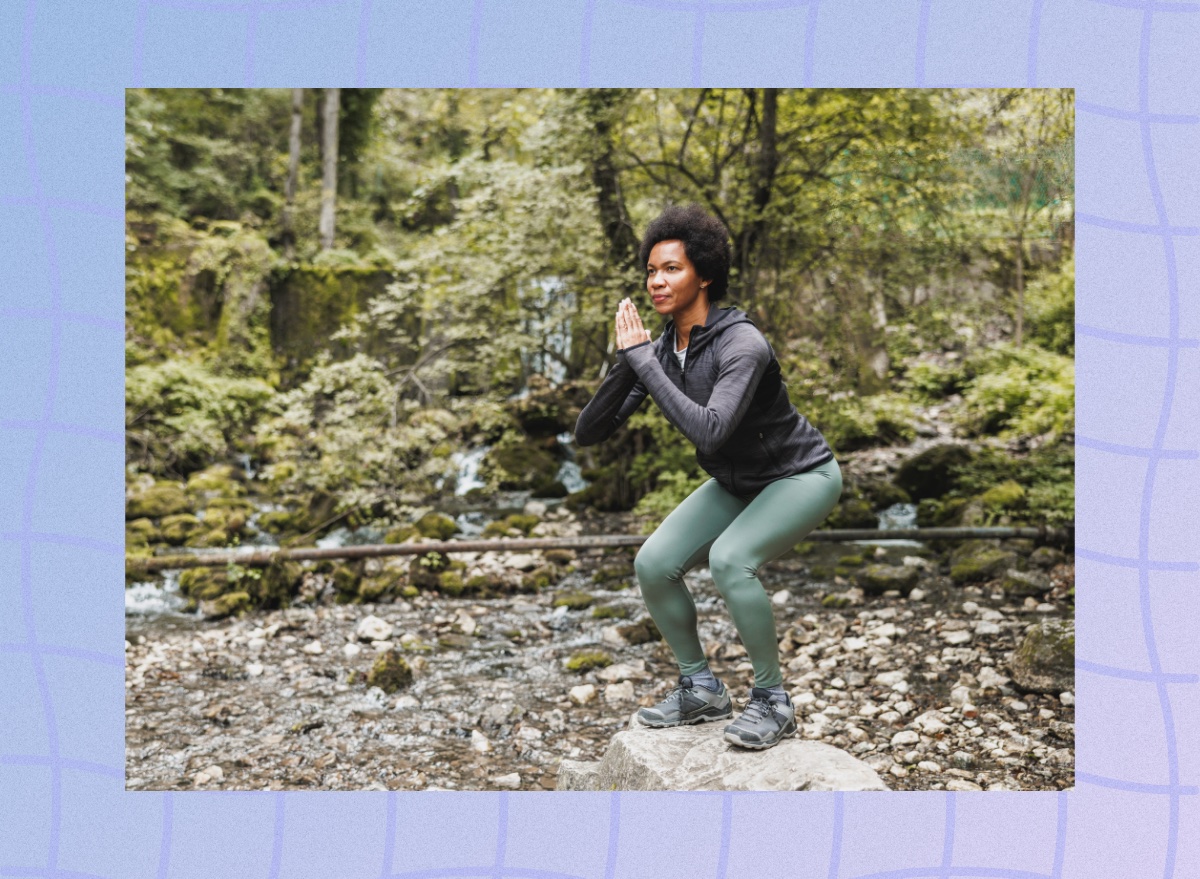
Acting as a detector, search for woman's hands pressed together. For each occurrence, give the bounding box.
[615,297,652,350]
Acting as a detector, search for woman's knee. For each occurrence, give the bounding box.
[634,541,682,589]
[707,542,757,589]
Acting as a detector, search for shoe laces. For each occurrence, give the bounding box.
[739,694,775,724]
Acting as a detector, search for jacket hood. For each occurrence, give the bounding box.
[664,303,755,358]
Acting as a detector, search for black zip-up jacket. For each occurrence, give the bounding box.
[574,303,835,497]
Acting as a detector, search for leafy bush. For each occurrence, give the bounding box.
[1025,257,1074,355]
[255,353,461,517]
[811,392,917,453]
[958,344,1074,439]
[951,441,1074,525]
[126,355,275,475]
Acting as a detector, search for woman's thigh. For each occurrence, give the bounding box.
[711,459,843,571]
[635,478,747,579]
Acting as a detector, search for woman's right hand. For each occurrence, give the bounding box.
[616,298,652,350]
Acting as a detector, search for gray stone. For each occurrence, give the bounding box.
[554,713,888,791]
[1009,619,1074,694]
[1030,547,1066,569]
[855,564,920,596]
[1001,569,1051,598]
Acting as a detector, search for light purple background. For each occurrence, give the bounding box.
[0,1,1196,877]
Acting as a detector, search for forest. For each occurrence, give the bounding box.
[125,88,1075,792]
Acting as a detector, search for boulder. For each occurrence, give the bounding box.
[126,481,192,520]
[1030,546,1066,569]
[1001,569,1051,598]
[1009,619,1074,694]
[855,564,920,596]
[893,444,972,501]
[556,714,888,791]
[949,541,1018,584]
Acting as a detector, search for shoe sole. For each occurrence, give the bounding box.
[637,707,733,729]
[723,719,798,750]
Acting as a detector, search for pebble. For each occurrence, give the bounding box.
[492,772,522,790]
[942,630,972,646]
[908,588,926,601]
[194,764,224,785]
[604,681,635,703]
[356,615,393,642]
[246,663,264,677]
[1059,691,1075,706]
[1036,603,1056,613]
[917,761,941,773]
[471,730,491,752]
[302,641,324,655]
[946,779,982,792]
[891,730,920,747]
[569,684,597,706]
[394,695,420,709]
[772,589,792,606]
[342,643,362,659]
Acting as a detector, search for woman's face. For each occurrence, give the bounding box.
[645,239,709,317]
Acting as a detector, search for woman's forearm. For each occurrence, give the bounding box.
[574,354,650,446]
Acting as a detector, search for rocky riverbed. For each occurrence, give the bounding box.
[125,506,1074,792]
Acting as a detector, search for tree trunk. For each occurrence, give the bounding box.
[579,90,640,276]
[732,88,779,305]
[1014,233,1025,346]
[319,87,340,251]
[281,88,303,258]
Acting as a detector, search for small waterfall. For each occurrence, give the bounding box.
[452,445,490,496]
[878,502,918,530]
[555,431,589,494]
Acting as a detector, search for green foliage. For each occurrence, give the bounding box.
[958,344,1074,439]
[950,441,1074,526]
[633,470,711,534]
[1025,257,1074,355]
[255,353,459,517]
[126,356,274,475]
[566,650,613,673]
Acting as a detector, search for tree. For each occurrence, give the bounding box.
[319,88,340,250]
[281,88,304,258]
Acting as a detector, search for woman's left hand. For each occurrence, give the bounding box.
[616,298,652,350]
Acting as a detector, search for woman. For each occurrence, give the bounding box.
[574,203,842,750]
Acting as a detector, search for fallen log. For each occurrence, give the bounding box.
[125,525,1072,574]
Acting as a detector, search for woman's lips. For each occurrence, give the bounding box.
[651,295,669,304]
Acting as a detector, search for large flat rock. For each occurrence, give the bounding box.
[557,713,888,791]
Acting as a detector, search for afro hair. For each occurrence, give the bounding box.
[638,203,732,303]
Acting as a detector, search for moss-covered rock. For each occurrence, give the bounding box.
[257,561,303,608]
[482,443,560,492]
[1009,619,1074,694]
[855,564,920,596]
[826,496,875,529]
[531,478,568,498]
[481,513,542,539]
[593,564,632,586]
[437,570,466,597]
[838,553,866,567]
[616,617,662,645]
[179,567,229,600]
[125,518,159,547]
[822,593,854,608]
[256,508,309,536]
[367,650,413,694]
[544,549,576,566]
[414,512,458,541]
[186,464,244,497]
[1030,546,1066,569]
[860,480,911,510]
[185,528,229,548]
[553,591,595,610]
[408,551,450,589]
[1000,568,1051,598]
[384,524,419,544]
[200,590,250,619]
[948,541,1019,584]
[201,506,247,534]
[520,565,557,593]
[893,444,973,501]
[159,514,202,545]
[591,603,632,620]
[566,649,613,673]
[127,482,193,520]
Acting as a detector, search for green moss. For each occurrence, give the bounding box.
[179,567,229,600]
[185,528,229,548]
[408,551,449,589]
[553,591,595,610]
[591,604,632,619]
[792,542,816,556]
[201,590,250,619]
[367,650,413,694]
[414,512,458,540]
[186,464,244,496]
[822,593,854,608]
[949,542,1018,584]
[592,564,631,585]
[520,565,557,593]
[127,482,193,520]
[125,518,159,547]
[201,506,247,534]
[384,524,419,544]
[159,514,202,545]
[566,650,613,673]
[979,480,1026,510]
[438,570,466,596]
[826,497,875,529]
[838,553,866,567]
[544,549,576,566]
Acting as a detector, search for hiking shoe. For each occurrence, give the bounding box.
[723,688,797,749]
[637,676,732,728]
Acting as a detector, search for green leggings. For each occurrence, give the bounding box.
[633,458,843,689]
